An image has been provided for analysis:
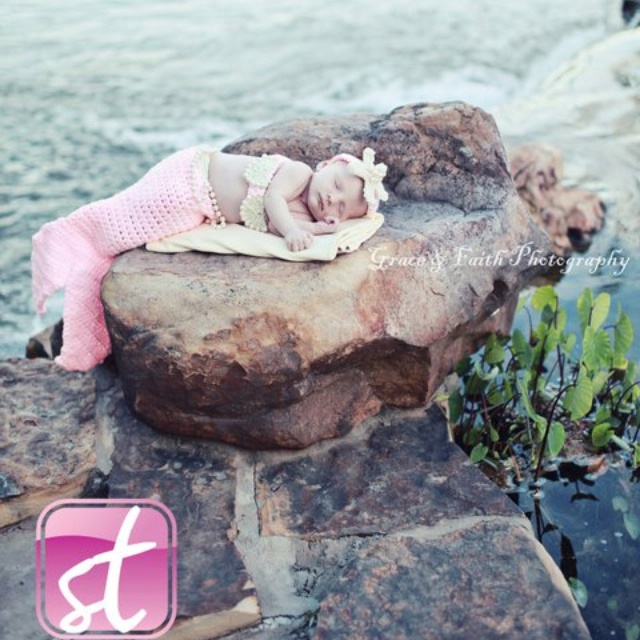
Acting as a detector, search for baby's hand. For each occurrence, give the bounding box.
[285,227,314,252]
[314,217,340,235]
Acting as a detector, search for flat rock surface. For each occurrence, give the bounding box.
[310,522,589,640]
[101,369,262,635]
[256,409,518,538]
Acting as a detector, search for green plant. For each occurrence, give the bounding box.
[613,495,640,540]
[568,577,588,608]
[449,286,640,481]
[627,623,640,640]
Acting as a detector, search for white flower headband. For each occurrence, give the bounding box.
[329,147,389,213]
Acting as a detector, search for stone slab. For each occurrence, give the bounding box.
[100,369,260,629]
[308,521,590,640]
[256,407,521,538]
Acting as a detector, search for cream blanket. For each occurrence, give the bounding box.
[146,213,384,261]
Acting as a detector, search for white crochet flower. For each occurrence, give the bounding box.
[240,195,268,232]
[245,154,281,187]
[347,147,389,212]
[325,147,388,213]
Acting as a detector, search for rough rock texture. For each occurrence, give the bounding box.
[0,358,100,528]
[309,522,587,640]
[225,103,516,213]
[25,319,63,360]
[102,102,551,449]
[508,143,604,253]
[0,362,591,640]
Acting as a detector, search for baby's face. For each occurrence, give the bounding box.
[307,162,368,223]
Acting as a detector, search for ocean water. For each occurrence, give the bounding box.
[0,0,630,356]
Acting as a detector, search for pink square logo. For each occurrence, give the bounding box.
[36,499,177,639]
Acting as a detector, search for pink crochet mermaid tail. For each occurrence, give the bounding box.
[32,146,212,371]
[32,214,114,370]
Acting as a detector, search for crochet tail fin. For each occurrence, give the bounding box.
[31,220,74,314]
[53,253,113,372]
[31,214,114,371]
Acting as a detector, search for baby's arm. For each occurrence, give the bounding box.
[267,217,338,244]
[263,161,317,252]
[298,217,339,234]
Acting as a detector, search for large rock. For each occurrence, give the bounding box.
[102,102,551,449]
[0,362,591,640]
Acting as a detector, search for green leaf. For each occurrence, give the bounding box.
[503,378,514,402]
[555,308,567,333]
[465,371,486,396]
[469,443,488,464]
[563,374,593,421]
[577,289,594,334]
[614,310,634,359]
[474,363,500,382]
[612,353,629,371]
[512,329,532,368]
[613,496,629,513]
[561,332,576,356]
[533,319,548,342]
[487,387,505,407]
[534,416,547,441]
[581,326,595,369]
[485,335,506,365]
[590,292,611,331]
[610,435,633,453]
[591,370,611,397]
[568,578,588,608]
[591,422,614,448]
[540,305,556,326]
[582,326,612,371]
[624,512,640,540]
[545,326,560,354]
[635,444,640,468]
[594,404,611,424]
[546,421,566,458]
[626,623,640,640]
[624,360,637,390]
[448,389,464,423]
[518,379,538,421]
[611,433,632,453]
[455,356,472,377]
[532,285,558,312]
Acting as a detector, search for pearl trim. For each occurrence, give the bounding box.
[206,185,227,229]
